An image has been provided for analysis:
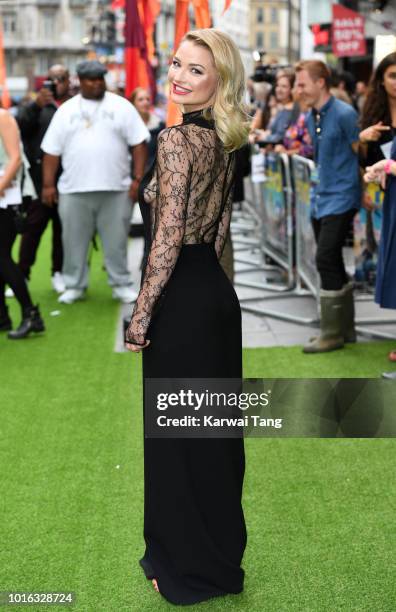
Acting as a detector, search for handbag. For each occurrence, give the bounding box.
[10,199,29,234]
[12,164,31,234]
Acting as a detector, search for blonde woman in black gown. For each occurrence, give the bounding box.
[125,28,250,605]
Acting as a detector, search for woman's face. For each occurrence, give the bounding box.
[168,40,218,112]
[134,90,151,114]
[275,76,292,104]
[382,64,396,100]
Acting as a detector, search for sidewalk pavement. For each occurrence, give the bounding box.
[115,233,396,353]
[234,255,396,347]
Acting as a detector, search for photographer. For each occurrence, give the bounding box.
[15,64,71,293]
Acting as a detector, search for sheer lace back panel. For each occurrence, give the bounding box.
[126,110,236,345]
[143,122,235,249]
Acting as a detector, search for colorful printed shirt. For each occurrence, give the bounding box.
[283,112,313,159]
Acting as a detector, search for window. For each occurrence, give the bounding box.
[2,13,17,35]
[270,31,278,49]
[5,55,13,76]
[72,13,85,42]
[40,11,55,39]
[64,56,79,73]
[256,31,264,49]
[257,7,263,23]
[271,7,278,24]
[37,54,52,75]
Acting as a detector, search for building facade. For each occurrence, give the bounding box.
[250,0,301,65]
[155,1,252,84]
[0,0,91,93]
[210,0,253,78]
[1,0,259,96]
[301,0,396,77]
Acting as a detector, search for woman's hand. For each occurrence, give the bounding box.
[249,129,269,144]
[364,159,387,188]
[256,129,270,141]
[359,122,390,143]
[125,338,151,353]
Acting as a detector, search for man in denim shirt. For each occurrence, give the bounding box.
[295,60,361,353]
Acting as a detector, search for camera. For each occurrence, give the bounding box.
[42,79,57,97]
[250,64,290,85]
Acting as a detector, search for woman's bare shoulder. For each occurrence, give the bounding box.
[0,109,17,127]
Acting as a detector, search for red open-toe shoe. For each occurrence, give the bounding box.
[388,350,396,362]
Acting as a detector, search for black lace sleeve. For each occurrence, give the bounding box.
[126,128,192,345]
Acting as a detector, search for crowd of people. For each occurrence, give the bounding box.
[0,52,395,377]
[0,60,160,337]
[246,54,396,374]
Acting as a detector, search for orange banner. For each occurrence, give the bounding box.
[222,0,232,14]
[125,0,153,98]
[167,0,189,126]
[193,0,211,29]
[174,0,190,50]
[125,48,150,96]
[0,17,10,109]
[146,0,161,62]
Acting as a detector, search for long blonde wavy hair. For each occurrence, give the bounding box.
[179,28,250,152]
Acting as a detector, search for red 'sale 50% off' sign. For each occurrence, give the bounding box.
[332,3,367,58]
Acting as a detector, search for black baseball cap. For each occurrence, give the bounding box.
[76,60,107,79]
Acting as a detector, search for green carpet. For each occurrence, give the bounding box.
[0,233,395,612]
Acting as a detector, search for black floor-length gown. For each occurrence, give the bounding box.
[127,108,247,605]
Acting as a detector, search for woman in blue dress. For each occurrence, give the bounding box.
[364,137,396,378]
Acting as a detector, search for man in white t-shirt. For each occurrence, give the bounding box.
[41,60,150,304]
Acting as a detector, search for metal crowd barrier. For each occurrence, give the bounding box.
[234,152,295,291]
[292,155,320,297]
[231,148,396,337]
[232,149,318,326]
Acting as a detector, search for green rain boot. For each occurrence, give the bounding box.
[303,288,345,353]
[309,281,357,344]
[341,281,357,343]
